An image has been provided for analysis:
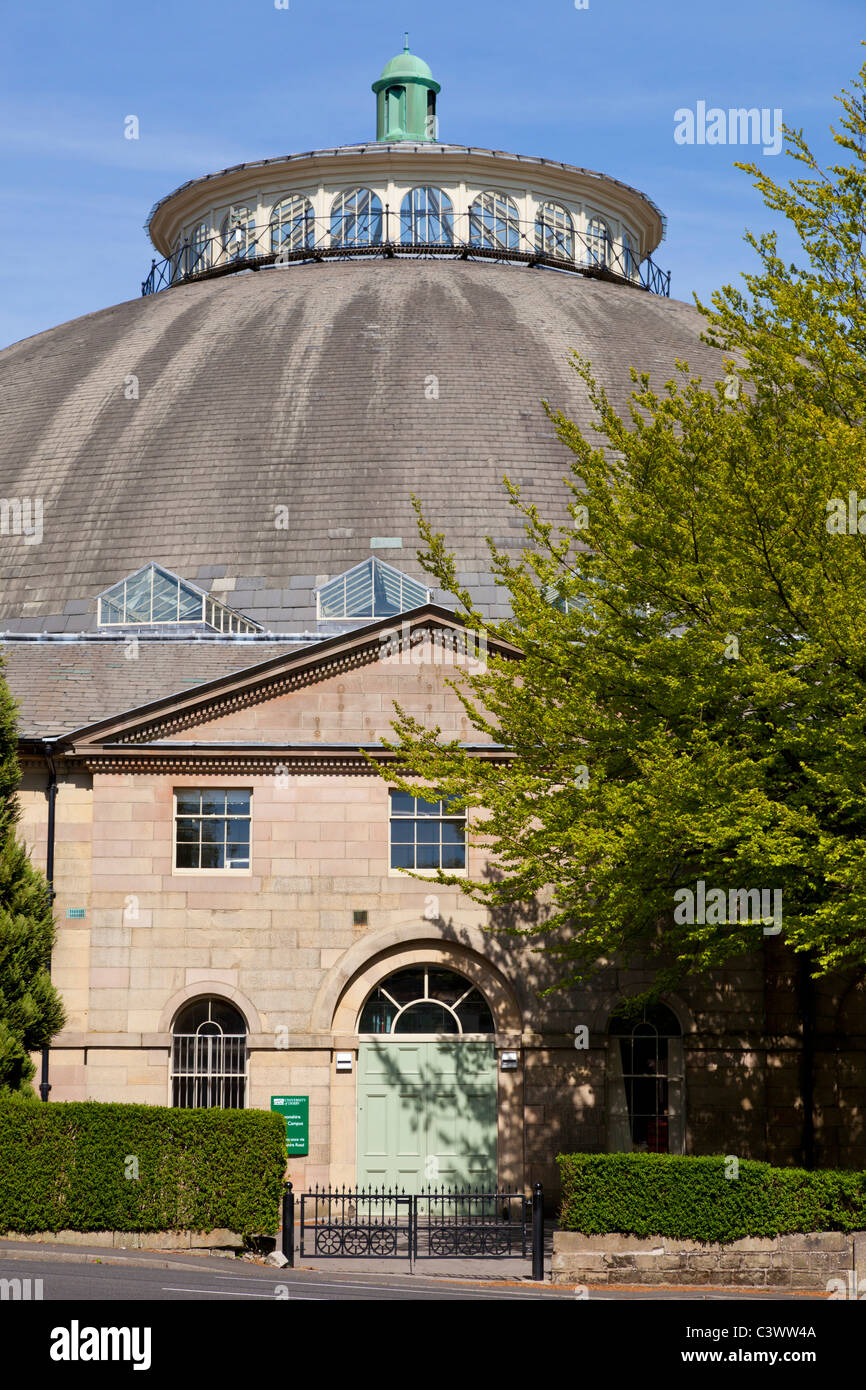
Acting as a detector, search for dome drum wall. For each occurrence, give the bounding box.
[146,146,664,269]
[0,259,725,635]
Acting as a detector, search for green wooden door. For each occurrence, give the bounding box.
[357,1041,497,1191]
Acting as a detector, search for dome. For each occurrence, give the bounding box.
[0,259,723,634]
[378,45,435,83]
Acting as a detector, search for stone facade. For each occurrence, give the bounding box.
[15,611,866,1202]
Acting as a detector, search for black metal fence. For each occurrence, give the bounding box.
[283,1181,544,1275]
[142,212,670,298]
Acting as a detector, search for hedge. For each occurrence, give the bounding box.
[0,1099,287,1236]
[557,1152,866,1243]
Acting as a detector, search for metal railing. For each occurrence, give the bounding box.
[142,211,670,297]
[295,1182,539,1266]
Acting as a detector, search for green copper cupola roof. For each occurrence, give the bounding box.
[372,35,440,142]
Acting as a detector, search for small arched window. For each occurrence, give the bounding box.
[608,1003,684,1154]
[400,187,453,245]
[469,191,521,251]
[221,205,256,263]
[330,188,383,248]
[585,217,610,268]
[171,998,247,1108]
[535,201,574,261]
[359,966,494,1034]
[270,194,314,254]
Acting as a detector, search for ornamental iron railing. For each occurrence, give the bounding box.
[297,1184,530,1261]
[142,210,671,297]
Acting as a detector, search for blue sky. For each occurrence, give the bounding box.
[0,0,862,347]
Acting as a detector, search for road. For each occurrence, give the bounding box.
[0,1251,822,1300]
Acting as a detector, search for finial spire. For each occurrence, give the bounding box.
[403,32,409,51]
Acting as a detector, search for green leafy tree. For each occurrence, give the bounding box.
[0,654,65,1095]
[379,58,866,1002]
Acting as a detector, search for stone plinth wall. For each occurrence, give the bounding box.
[552,1230,866,1290]
[3,1229,244,1252]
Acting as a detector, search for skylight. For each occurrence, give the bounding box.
[316,557,429,620]
[97,564,261,633]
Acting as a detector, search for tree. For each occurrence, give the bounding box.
[0,653,65,1095]
[378,57,866,1004]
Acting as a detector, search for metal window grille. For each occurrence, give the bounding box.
[171,1029,247,1108]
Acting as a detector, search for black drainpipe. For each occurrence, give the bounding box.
[40,741,58,1102]
[797,952,816,1169]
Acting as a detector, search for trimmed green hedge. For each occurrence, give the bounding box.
[557,1153,866,1243]
[0,1099,286,1236]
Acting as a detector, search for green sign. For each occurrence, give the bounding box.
[271,1095,309,1155]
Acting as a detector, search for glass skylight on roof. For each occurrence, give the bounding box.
[97,564,261,633]
[316,557,429,620]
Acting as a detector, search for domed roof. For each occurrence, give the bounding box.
[0,261,724,634]
[378,44,434,82]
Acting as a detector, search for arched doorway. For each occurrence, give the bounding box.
[357,966,497,1190]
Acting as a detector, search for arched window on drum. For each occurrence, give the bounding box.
[468,191,521,252]
[270,194,315,255]
[535,201,574,261]
[585,216,610,268]
[221,205,256,263]
[330,188,383,248]
[400,187,453,245]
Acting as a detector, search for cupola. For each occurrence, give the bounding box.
[372,35,440,142]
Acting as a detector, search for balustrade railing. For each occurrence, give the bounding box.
[142,210,671,297]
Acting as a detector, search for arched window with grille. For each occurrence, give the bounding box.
[469,191,521,251]
[171,998,247,1108]
[585,216,610,268]
[221,205,256,263]
[359,966,494,1034]
[330,188,383,248]
[607,1002,684,1153]
[535,201,574,261]
[400,186,453,245]
[270,194,314,254]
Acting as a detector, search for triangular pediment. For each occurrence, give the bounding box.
[60,606,519,756]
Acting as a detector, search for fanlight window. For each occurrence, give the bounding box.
[608,1003,684,1154]
[585,217,610,268]
[171,998,246,1108]
[359,966,494,1034]
[270,194,314,254]
[400,186,453,244]
[331,188,383,248]
[316,557,429,620]
[469,191,521,251]
[98,563,261,633]
[221,205,256,262]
